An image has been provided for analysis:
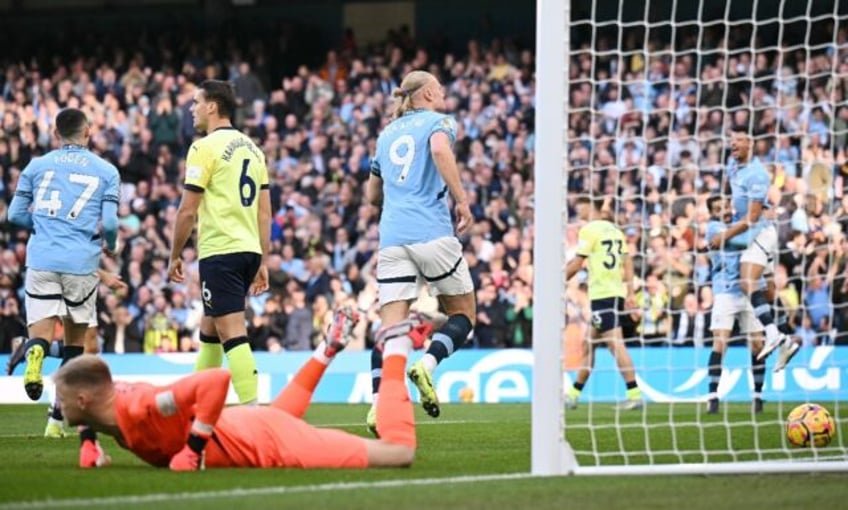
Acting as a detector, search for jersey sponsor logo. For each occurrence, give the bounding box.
[155,390,178,416]
[187,166,203,180]
[749,183,767,195]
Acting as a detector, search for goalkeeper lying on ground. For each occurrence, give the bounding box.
[52,307,432,470]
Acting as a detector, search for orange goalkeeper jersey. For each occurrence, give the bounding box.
[112,368,369,469]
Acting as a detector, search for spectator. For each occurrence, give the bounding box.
[505,279,533,347]
[474,280,509,348]
[670,293,709,347]
[284,288,313,351]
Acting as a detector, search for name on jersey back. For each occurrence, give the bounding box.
[221,137,262,162]
[53,153,90,167]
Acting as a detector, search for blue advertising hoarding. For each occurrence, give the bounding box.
[1,346,845,405]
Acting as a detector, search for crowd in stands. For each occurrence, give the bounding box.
[1,18,847,357]
[0,27,537,354]
[564,21,848,349]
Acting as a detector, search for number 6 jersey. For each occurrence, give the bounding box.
[13,145,120,275]
[184,127,268,259]
[371,110,457,249]
[575,219,629,300]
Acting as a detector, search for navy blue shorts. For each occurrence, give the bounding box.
[198,252,262,317]
[590,297,624,333]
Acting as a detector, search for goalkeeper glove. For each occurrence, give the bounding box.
[169,432,208,471]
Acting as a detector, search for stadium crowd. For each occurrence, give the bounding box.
[1,19,847,357]
[565,22,848,349]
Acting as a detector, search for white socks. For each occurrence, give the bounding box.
[383,335,412,358]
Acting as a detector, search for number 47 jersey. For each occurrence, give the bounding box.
[15,146,120,275]
[371,110,457,249]
[184,127,268,260]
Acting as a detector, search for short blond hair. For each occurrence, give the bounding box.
[391,71,437,119]
[53,355,113,391]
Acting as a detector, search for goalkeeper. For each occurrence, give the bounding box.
[50,307,432,470]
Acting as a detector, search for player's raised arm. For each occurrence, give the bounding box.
[718,197,764,247]
[430,129,471,235]
[8,164,35,229]
[166,368,231,470]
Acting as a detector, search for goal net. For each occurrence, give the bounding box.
[533,0,848,475]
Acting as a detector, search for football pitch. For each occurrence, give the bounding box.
[0,403,845,509]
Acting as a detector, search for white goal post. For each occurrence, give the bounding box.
[532,0,848,475]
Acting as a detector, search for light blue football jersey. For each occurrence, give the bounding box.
[705,219,743,296]
[728,156,770,242]
[371,110,457,248]
[12,145,120,275]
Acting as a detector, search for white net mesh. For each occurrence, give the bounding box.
[562,0,848,468]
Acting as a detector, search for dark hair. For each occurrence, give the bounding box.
[575,195,605,211]
[707,195,724,212]
[592,197,605,211]
[55,108,89,140]
[199,80,237,120]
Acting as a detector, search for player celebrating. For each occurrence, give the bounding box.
[365,70,476,434]
[7,108,120,463]
[703,195,767,414]
[168,80,271,405]
[53,308,429,470]
[563,196,643,411]
[708,132,793,365]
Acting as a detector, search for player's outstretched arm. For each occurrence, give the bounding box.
[167,368,231,471]
[430,131,471,235]
[713,200,763,249]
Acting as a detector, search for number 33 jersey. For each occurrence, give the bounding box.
[16,146,120,275]
[185,127,268,260]
[576,220,628,300]
[371,110,457,249]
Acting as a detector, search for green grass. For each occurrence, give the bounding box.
[0,403,846,509]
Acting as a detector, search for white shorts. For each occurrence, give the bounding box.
[25,269,98,327]
[740,224,777,277]
[710,293,763,335]
[377,237,474,306]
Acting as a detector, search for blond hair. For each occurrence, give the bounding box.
[53,355,113,391]
[391,70,437,119]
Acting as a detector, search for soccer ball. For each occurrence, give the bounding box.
[785,403,836,448]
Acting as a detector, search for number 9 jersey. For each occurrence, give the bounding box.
[371,110,457,249]
[184,127,268,259]
[575,220,628,300]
